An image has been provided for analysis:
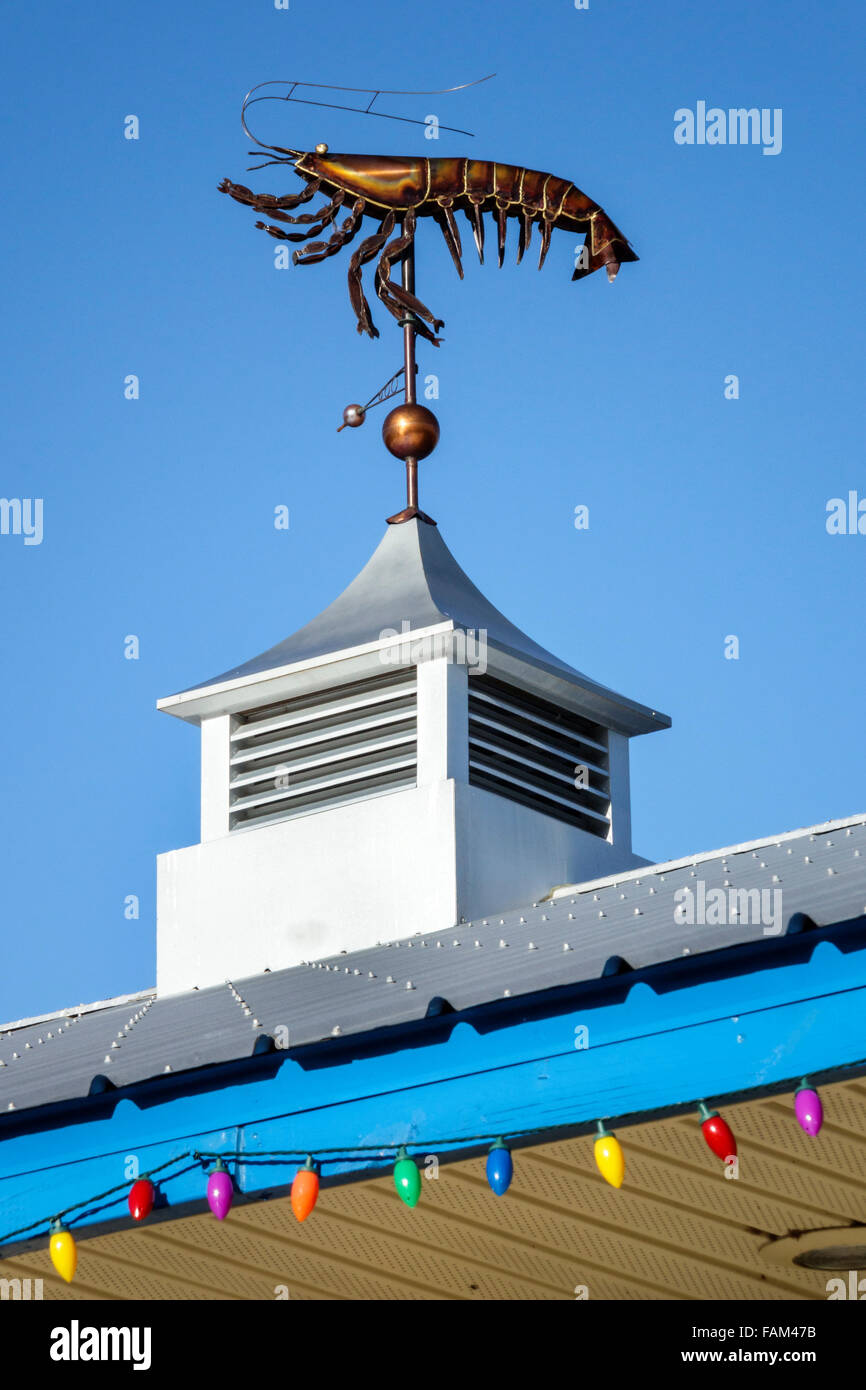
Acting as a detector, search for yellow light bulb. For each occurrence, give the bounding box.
[49,1226,78,1283]
[594,1130,625,1188]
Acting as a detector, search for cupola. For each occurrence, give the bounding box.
[156,516,669,995]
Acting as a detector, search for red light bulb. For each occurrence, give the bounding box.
[698,1102,737,1162]
[128,1177,155,1222]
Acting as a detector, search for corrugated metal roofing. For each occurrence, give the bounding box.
[2,815,865,1118]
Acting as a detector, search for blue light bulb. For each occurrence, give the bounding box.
[486,1139,513,1195]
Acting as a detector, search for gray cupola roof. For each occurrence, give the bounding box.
[165,519,669,736]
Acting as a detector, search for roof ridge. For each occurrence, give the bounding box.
[549,811,866,900]
[0,986,156,1034]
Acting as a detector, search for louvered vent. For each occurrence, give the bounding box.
[468,672,611,838]
[230,669,417,830]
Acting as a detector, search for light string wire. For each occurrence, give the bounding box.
[0,1117,594,1247]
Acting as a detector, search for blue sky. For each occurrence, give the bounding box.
[1,0,863,1020]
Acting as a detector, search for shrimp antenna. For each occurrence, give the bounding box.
[240,75,496,149]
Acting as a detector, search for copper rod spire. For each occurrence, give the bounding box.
[402,242,419,513]
[385,224,438,525]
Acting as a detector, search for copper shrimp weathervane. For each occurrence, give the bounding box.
[219,77,638,523]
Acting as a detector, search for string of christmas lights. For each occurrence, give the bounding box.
[0,1081,824,1284]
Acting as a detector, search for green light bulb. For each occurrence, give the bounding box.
[393,1146,421,1209]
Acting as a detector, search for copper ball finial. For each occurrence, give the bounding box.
[315,142,329,156]
[382,403,440,461]
[341,403,366,429]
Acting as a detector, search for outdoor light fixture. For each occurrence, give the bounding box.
[793,1243,866,1271]
[49,1221,77,1283]
[794,1079,824,1136]
[485,1139,513,1195]
[697,1102,737,1162]
[290,1156,320,1222]
[594,1121,625,1188]
[206,1158,234,1220]
[393,1147,421,1208]
[761,1226,866,1273]
[127,1177,155,1222]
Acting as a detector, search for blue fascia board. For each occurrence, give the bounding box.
[1,924,865,1256]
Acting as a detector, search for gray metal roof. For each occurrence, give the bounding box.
[172,520,669,733]
[2,815,864,1120]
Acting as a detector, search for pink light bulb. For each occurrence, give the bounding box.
[794,1084,823,1137]
[207,1162,234,1219]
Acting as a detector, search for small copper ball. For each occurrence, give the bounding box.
[382,403,440,461]
[315,142,329,156]
[342,403,366,429]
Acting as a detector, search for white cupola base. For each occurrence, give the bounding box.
[155,519,669,995]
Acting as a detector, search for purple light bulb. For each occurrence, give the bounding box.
[794,1084,823,1137]
[207,1162,234,1219]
